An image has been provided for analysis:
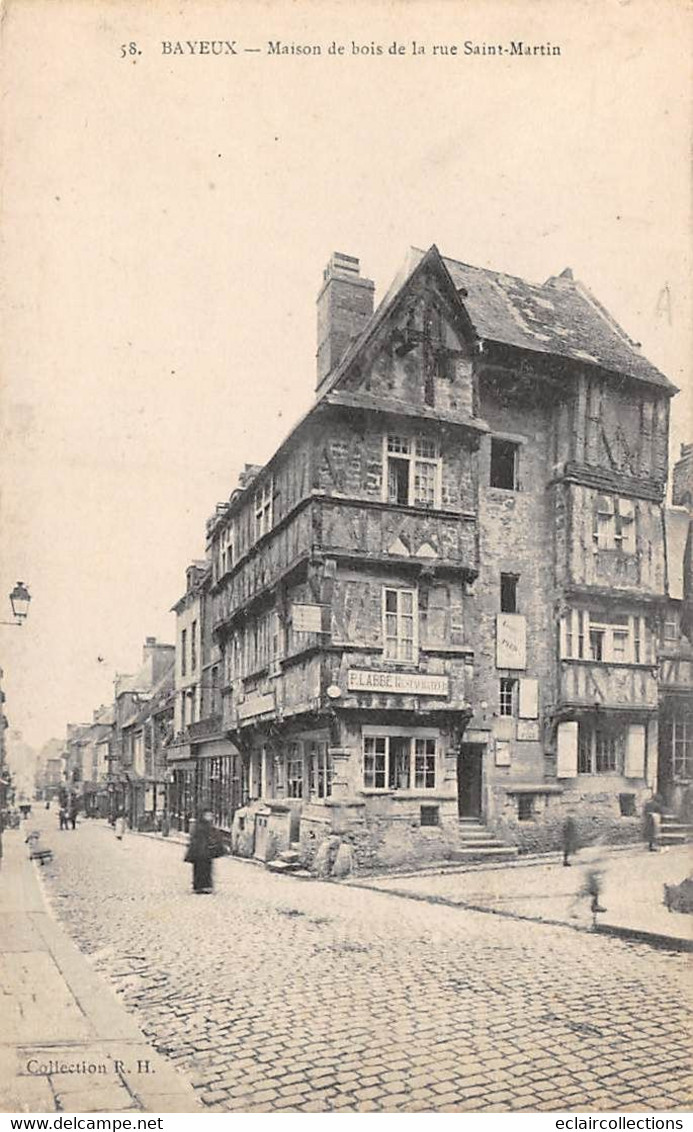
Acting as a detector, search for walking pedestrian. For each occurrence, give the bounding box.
[568,838,608,922]
[562,811,579,866]
[114,809,126,841]
[58,805,68,831]
[69,798,79,830]
[185,810,225,894]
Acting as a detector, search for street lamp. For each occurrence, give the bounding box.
[1,582,31,627]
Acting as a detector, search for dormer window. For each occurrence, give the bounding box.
[384,435,441,508]
[254,479,273,541]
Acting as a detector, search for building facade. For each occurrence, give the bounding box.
[200,248,678,870]
[168,563,240,832]
[658,445,693,817]
[107,637,174,825]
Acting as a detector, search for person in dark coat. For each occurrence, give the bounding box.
[643,793,664,851]
[562,812,579,866]
[185,810,224,894]
[69,798,79,830]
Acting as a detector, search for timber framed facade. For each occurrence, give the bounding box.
[185,246,682,871]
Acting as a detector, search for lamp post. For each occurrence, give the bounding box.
[0,582,32,843]
[1,582,32,627]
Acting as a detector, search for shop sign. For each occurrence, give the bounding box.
[292,604,323,633]
[347,669,449,696]
[517,720,540,742]
[238,692,275,721]
[496,614,527,669]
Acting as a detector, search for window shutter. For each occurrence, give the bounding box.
[624,724,646,779]
[556,721,578,778]
[518,678,539,719]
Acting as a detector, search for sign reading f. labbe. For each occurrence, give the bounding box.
[347,669,449,696]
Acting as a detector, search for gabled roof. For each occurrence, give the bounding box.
[207,243,676,542]
[323,244,674,398]
[439,253,675,391]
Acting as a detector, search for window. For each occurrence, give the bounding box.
[254,478,273,541]
[664,610,680,644]
[420,804,439,826]
[595,494,614,549]
[612,630,628,661]
[181,628,187,677]
[383,588,417,662]
[364,735,387,789]
[414,738,436,788]
[594,495,636,553]
[270,611,282,667]
[191,620,197,671]
[670,711,693,780]
[363,734,437,791]
[499,677,517,717]
[219,523,235,577]
[210,666,220,715]
[589,612,631,663]
[287,744,304,799]
[589,629,604,662]
[244,613,271,675]
[563,610,642,664]
[517,795,535,822]
[490,439,518,490]
[384,435,441,508]
[595,731,618,773]
[500,573,518,614]
[308,741,332,799]
[577,722,624,775]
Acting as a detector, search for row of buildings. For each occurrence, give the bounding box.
[60,247,692,872]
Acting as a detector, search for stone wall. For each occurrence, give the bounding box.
[299,800,461,875]
[490,782,651,854]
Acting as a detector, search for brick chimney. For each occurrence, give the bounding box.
[316,252,375,393]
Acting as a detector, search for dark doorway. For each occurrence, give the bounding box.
[457,744,484,818]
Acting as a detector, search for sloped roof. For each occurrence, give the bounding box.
[439,253,675,391]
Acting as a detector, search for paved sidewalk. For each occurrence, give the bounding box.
[351,843,693,949]
[0,825,200,1114]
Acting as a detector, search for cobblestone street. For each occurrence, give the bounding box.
[37,816,692,1113]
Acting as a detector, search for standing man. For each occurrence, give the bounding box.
[185,810,224,894]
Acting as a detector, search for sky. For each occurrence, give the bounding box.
[1,0,691,751]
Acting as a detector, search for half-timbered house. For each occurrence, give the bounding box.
[206,247,677,870]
